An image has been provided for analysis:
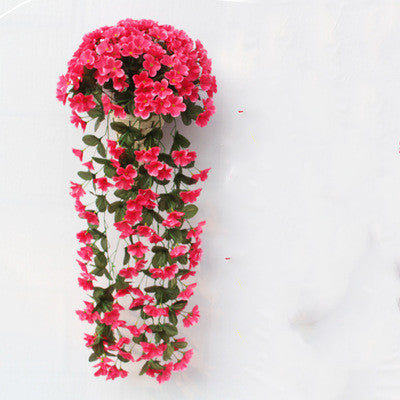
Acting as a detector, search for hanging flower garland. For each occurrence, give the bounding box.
[57,18,216,383]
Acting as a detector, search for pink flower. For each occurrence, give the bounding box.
[182,305,200,327]
[124,209,142,225]
[78,277,94,291]
[156,362,173,384]
[195,98,215,127]
[69,93,96,113]
[113,164,137,190]
[126,324,148,337]
[83,333,97,347]
[75,199,85,214]
[72,148,83,161]
[102,309,126,330]
[162,211,184,228]
[165,69,183,86]
[111,104,126,119]
[178,284,197,301]
[134,94,155,119]
[70,111,87,130]
[149,233,163,243]
[144,161,163,176]
[113,76,129,92]
[82,161,94,170]
[152,79,172,99]
[129,288,154,308]
[102,94,112,115]
[171,149,196,166]
[107,140,125,159]
[119,267,137,279]
[76,301,100,324]
[187,220,206,240]
[180,188,202,203]
[76,230,93,244]
[78,246,93,262]
[173,349,194,371]
[165,95,186,117]
[192,167,211,182]
[143,305,169,318]
[149,263,178,280]
[79,49,96,67]
[70,182,85,199]
[133,70,152,87]
[170,244,187,258]
[134,146,160,163]
[139,342,167,360]
[136,225,155,237]
[94,177,113,191]
[127,241,148,258]
[93,358,112,377]
[82,211,99,226]
[96,39,114,55]
[143,54,161,77]
[114,220,134,239]
[156,164,173,180]
[153,96,170,115]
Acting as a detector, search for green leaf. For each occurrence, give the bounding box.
[110,121,130,134]
[92,157,109,165]
[149,210,163,224]
[162,323,178,336]
[94,116,105,132]
[108,201,124,213]
[78,171,93,180]
[96,195,107,212]
[139,362,150,376]
[100,237,108,252]
[174,132,190,148]
[183,204,198,219]
[82,135,100,146]
[151,246,168,253]
[92,341,105,357]
[172,340,188,349]
[114,189,132,200]
[88,353,98,362]
[158,153,175,168]
[97,141,106,157]
[94,253,107,268]
[104,164,116,178]
[115,207,125,222]
[123,247,130,265]
[170,300,187,311]
[162,114,173,123]
[114,275,129,291]
[174,173,197,186]
[168,309,178,325]
[87,106,103,119]
[163,343,174,361]
[89,228,104,240]
[151,252,168,268]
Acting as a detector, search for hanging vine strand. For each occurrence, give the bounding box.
[57,18,216,383]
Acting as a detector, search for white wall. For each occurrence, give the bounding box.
[2,0,400,399]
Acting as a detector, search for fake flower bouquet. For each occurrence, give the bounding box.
[57,18,216,383]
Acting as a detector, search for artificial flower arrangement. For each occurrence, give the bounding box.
[57,18,216,383]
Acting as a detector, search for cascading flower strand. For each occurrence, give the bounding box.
[57,18,216,383]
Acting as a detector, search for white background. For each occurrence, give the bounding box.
[2,0,400,399]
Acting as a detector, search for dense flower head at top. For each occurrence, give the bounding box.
[57,18,217,127]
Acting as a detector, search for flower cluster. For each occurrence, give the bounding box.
[59,19,216,384]
[57,18,217,131]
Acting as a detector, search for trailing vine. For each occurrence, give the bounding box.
[57,18,216,383]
